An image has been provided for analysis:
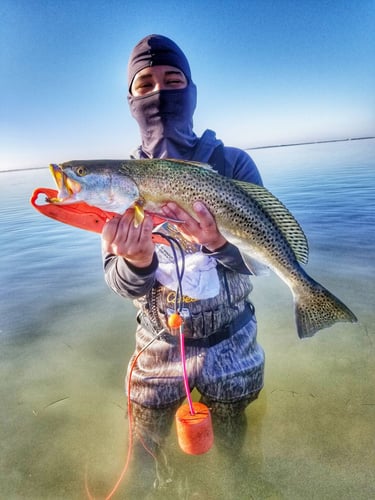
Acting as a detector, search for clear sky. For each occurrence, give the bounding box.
[1,0,374,170]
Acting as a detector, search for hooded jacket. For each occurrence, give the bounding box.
[104,128,263,304]
[104,34,263,337]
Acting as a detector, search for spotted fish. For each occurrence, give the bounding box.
[49,159,357,338]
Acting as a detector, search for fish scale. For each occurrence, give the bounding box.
[49,158,357,338]
[121,160,299,265]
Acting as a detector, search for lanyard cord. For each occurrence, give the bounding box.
[152,231,185,312]
[152,231,195,415]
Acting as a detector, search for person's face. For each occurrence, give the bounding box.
[130,65,187,96]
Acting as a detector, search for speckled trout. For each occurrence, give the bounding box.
[49,159,357,338]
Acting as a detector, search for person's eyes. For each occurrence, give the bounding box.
[134,81,154,94]
[165,76,186,87]
[167,79,184,85]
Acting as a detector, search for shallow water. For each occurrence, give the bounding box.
[1,140,374,499]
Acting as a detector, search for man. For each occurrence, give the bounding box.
[102,34,265,488]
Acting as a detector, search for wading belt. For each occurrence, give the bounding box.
[137,301,255,348]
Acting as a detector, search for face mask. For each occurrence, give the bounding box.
[128,84,198,159]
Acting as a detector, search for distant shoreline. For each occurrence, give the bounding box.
[246,136,375,151]
[2,136,374,173]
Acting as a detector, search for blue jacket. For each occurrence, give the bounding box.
[103,129,262,313]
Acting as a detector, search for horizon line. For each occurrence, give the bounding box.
[1,136,374,173]
[245,136,375,151]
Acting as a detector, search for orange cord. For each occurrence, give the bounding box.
[85,335,161,499]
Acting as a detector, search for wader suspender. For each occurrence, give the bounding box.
[191,129,232,178]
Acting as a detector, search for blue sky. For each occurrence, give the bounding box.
[1,0,374,170]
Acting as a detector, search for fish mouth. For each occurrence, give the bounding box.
[48,164,82,203]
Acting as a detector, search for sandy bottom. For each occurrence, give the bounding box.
[1,268,373,500]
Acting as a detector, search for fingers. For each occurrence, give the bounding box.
[161,202,190,222]
[191,202,227,250]
[192,201,216,230]
[102,201,226,259]
[101,215,123,252]
[161,201,226,250]
[161,202,198,241]
[163,201,215,233]
[101,209,155,266]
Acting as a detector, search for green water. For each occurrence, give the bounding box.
[1,140,374,499]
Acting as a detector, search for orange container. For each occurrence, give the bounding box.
[175,402,214,455]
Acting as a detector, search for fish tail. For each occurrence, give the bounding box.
[294,276,357,338]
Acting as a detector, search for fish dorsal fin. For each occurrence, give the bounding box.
[234,180,309,264]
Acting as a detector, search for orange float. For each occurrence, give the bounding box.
[175,401,214,455]
[167,311,184,329]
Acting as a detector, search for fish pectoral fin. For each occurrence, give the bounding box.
[240,252,270,276]
[145,211,185,225]
[133,203,145,227]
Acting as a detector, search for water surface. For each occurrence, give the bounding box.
[1,140,374,499]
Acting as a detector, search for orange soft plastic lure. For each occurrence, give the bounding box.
[30,187,170,244]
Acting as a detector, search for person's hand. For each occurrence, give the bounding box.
[162,201,227,252]
[101,209,155,268]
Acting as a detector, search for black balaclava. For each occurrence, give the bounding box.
[127,34,198,159]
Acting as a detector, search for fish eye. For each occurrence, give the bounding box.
[75,165,87,177]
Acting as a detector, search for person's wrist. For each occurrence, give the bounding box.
[202,235,227,252]
[125,253,155,269]
[125,252,157,273]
